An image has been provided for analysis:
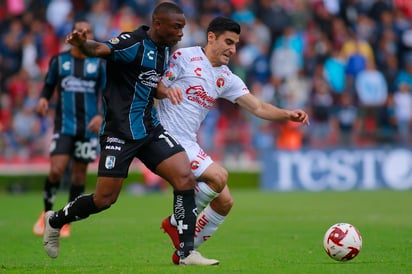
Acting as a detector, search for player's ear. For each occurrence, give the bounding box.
[207,31,216,42]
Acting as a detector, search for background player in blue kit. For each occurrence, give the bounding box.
[33,20,106,238]
[42,2,218,265]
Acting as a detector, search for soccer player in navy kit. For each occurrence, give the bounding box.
[42,2,218,265]
[33,20,106,238]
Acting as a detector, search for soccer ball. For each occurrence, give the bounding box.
[323,223,362,261]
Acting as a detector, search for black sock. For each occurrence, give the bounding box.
[43,178,60,211]
[69,184,85,202]
[49,193,101,229]
[173,189,196,258]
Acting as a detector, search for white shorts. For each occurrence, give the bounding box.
[182,141,213,178]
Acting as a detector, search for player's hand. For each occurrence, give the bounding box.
[289,109,310,125]
[66,29,88,46]
[36,98,48,116]
[88,115,103,133]
[166,86,183,105]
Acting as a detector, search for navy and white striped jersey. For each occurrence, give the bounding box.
[41,51,106,138]
[101,25,169,140]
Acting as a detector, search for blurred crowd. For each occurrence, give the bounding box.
[1,0,412,166]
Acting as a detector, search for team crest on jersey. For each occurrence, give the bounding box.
[194,67,202,76]
[191,160,200,170]
[109,37,119,44]
[62,61,71,71]
[216,77,225,88]
[86,63,97,74]
[105,156,116,169]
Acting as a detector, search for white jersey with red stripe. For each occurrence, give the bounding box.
[157,46,249,147]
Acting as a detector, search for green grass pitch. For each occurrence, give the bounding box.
[0,189,411,273]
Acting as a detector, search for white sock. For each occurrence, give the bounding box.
[195,182,219,213]
[170,214,177,226]
[194,205,225,249]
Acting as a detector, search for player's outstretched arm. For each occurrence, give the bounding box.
[237,93,310,125]
[66,29,111,57]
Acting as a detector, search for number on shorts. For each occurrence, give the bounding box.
[159,131,179,148]
[74,141,96,160]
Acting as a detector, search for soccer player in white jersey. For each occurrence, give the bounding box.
[157,16,310,264]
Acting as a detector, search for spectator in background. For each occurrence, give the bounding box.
[86,0,111,41]
[0,93,14,158]
[330,92,360,147]
[21,32,41,79]
[253,0,291,45]
[381,53,400,93]
[329,17,351,51]
[393,82,412,144]
[0,18,24,88]
[355,60,388,141]
[394,58,412,89]
[308,63,334,147]
[270,25,302,82]
[342,35,369,82]
[46,0,73,38]
[275,120,304,151]
[11,97,43,158]
[216,104,253,165]
[6,69,29,109]
[323,48,347,96]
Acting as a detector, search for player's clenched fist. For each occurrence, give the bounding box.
[66,29,88,46]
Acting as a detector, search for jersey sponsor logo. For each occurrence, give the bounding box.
[174,194,187,235]
[195,214,209,234]
[147,50,155,60]
[191,160,200,170]
[120,34,131,40]
[222,69,231,77]
[190,56,203,62]
[105,156,116,169]
[186,85,216,109]
[216,77,225,88]
[109,37,119,44]
[172,51,182,60]
[61,76,97,93]
[197,148,208,160]
[105,145,121,151]
[106,137,125,144]
[194,67,202,76]
[138,70,160,88]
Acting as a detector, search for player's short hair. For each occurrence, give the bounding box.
[72,19,90,31]
[152,1,183,19]
[206,16,241,37]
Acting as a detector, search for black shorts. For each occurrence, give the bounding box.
[98,125,185,178]
[50,134,98,163]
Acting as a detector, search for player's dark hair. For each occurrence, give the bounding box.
[206,16,241,37]
[152,1,183,19]
[72,19,90,31]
